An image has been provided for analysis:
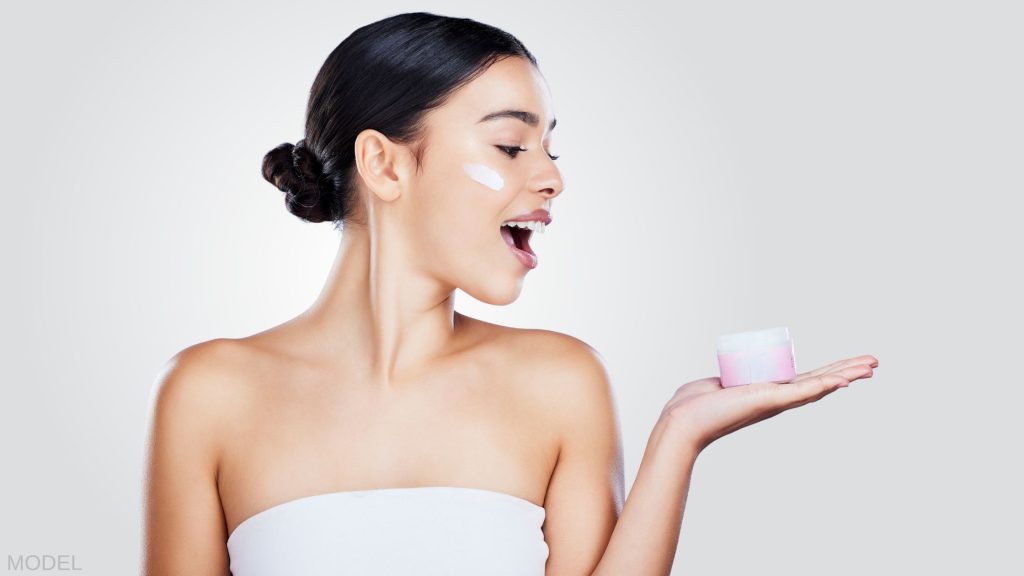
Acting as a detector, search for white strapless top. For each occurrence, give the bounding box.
[226,486,549,576]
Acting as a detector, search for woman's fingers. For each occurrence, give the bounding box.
[796,361,873,385]
[669,354,880,452]
[796,354,878,380]
[811,355,877,377]
[759,375,840,412]
[775,363,873,407]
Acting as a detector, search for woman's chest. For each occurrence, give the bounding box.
[217,360,560,538]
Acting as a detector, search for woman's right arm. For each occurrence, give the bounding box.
[141,343,232,576]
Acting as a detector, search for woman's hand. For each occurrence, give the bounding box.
[660,354,879,454]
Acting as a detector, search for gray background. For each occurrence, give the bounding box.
[2,1,1021,574]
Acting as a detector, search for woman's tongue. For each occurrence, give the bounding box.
[500,226,532,254]
[517,228,532,254]
[500,225,516,249]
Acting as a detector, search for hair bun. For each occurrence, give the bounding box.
[290,139,324,182]
[261,139,337,223]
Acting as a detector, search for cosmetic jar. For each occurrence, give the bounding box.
[717,327,797,387]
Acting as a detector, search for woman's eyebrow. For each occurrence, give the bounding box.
[477,109,557,131]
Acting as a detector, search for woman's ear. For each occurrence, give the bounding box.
[353,128,415,203]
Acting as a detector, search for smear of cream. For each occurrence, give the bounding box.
[462,162,504,192]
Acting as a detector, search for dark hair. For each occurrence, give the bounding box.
[262,12,538,229]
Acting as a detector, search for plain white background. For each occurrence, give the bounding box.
[2,1,1021,574]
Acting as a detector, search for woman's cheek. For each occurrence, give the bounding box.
[462,162,505,192]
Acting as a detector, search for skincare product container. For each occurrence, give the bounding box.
[717,327,796,387]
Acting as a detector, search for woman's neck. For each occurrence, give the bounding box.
[301,223,463,389]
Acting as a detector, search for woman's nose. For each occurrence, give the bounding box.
[532,164,564,200]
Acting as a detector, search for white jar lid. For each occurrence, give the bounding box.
[717,326,791,353]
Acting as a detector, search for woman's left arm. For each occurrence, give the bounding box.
[544,345,878,576]
[540,339,625,576]
[539,339,696,576]
[585,412,697,576]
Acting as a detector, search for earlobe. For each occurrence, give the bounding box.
[354,129,402,202]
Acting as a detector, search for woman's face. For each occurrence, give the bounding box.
[398,56,564,305]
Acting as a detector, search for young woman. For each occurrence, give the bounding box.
[142,12,878,576]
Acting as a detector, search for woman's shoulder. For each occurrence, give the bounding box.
[462,315,613,400]
[143,338,260,493]
[153,338,259,392]
[146,338,261,437]
[465,319,619,464]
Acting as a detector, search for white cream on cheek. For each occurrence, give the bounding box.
[462,162,504,192]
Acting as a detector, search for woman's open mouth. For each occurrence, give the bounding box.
[500,221,542,269]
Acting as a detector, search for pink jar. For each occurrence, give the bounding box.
[717,327,797,387]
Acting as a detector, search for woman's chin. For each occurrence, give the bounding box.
[461,277,524,306]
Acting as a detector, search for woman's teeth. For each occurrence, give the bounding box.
[500,219,538,267]
[501,220,546,234]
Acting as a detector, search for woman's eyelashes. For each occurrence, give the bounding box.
[496,145,560,161]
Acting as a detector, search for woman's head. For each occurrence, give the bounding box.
[263,12,563,304]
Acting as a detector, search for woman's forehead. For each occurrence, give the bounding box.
[435,58,555,132]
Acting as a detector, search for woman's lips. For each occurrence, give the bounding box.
[503,208,552,225]
[500,226,537,269]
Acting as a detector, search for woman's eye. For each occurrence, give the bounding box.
[496,145,560,161]
[497,145,527,158]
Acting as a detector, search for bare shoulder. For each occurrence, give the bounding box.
[503,327,625,574]
[469,319,618,429]
[148,338,253,423]
[505,326,614,397]
[145,338,264,474]
[524,330,618,442]
[142,338,260,573]
[454,317,624,572]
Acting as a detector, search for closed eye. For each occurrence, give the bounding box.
[497,145,560,161]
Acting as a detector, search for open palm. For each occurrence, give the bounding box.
[663,354,879,453]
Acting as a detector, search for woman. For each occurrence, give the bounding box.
[141,12,878,576]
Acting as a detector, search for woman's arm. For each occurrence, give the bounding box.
[141,343,233,576]
[589,355,878,576]
[589,416,696,576]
